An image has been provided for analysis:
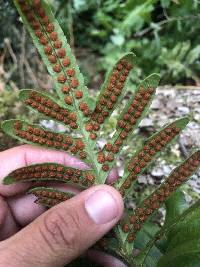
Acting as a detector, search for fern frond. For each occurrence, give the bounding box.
[2,120,90,160]
[121,150,200,244]
[20,89,75,127]
[98,74,160,176]
[117,117,189,197]
[29,187,75,207]
[3,162,94,187]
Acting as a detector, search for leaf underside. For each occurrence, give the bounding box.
[2,1,200,266]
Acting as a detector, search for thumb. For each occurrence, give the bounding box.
[0,185,124,267]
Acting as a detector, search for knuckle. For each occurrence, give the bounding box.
[40,209,82,253]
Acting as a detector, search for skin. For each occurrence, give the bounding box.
[0,145,126,267]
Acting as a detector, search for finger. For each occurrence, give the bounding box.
[8,183,80,226]
[106,168,119,184]
[0,196,19,241]
[1,185,124,267]
[87,250,127,267]
[0,145,88,197]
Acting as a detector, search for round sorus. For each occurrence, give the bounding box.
[21,4,30,13]
[122,223,130,233]
[115,138,123,146]
[134,166,141,174]
[39,36,48,45]
[105,143,112,152]
[149,149,156,156]
[123,113,130,121]
[85,123,93,132]
[123,179,131,189]
[144,93,151,100]
[97,152,105,164]
[106,153,114,162]
[50,32,58,41]
[46,23,54,33]
[42,16,49,25]
[110,95,117,103]
[114,89,121,96]
[107,101,113,109]
[117,120,126,128]
[93,123,100,131]
[125,124,132,132]
[134,111,142,118]
[57,74,66,84]
[75,140,85,150]
[62,57,70,67]
[120,131,128,139]
[53,64,62,73]
[26,13,35,22]
[35,30,43,38]
[116,82,123,90]
[129,117,136,125]
[61,85,70,94]
[71,78,79,88]
[70,146,78,154]
[102,110,109,117]
[64,96,73,105]
[117,63,123,71]
[120,75,127,82]
[90,133,97,140]
[58,48,66,58]
[69,112,77,122]
[14,121,22,130]
[48,55,57,64]
[75,90,83,99]
[128,234,135,243]
[37,7,46,18]
[99,97,107,105]
[102,164,109,172]
[66,68,75,77]
[79,151,87,159]
[112,145,119,154]
[79,102,88,111]
[52,40,62,49]
[44,46,52,55]
[97,115,104,124]
[70,122,78,129]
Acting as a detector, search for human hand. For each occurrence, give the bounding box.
[0,145,125,267]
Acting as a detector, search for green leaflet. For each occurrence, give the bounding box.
[13,0,89,103]
[92,53,135,115]
[166,219,200,252]
[121,150,200,246]
[164,189,188,226]
[99,73,160,180]
[3,162,93,187]
[116,117,189,196]
[29,187,75,208]
[157,239,200,267]
[19,89,74,125]
[1,119,89,161]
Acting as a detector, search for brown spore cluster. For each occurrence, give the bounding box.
[10,163,94,187]
[24,91,79,129]
[99,85,155,172]
[119,123,181,196]
[17,0,83,109]
[33,188,72,205]
[84,59,133,141]
[13,121,86,159]
[122,151,200,243]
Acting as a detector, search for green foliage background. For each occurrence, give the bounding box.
[1,0,200,88]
